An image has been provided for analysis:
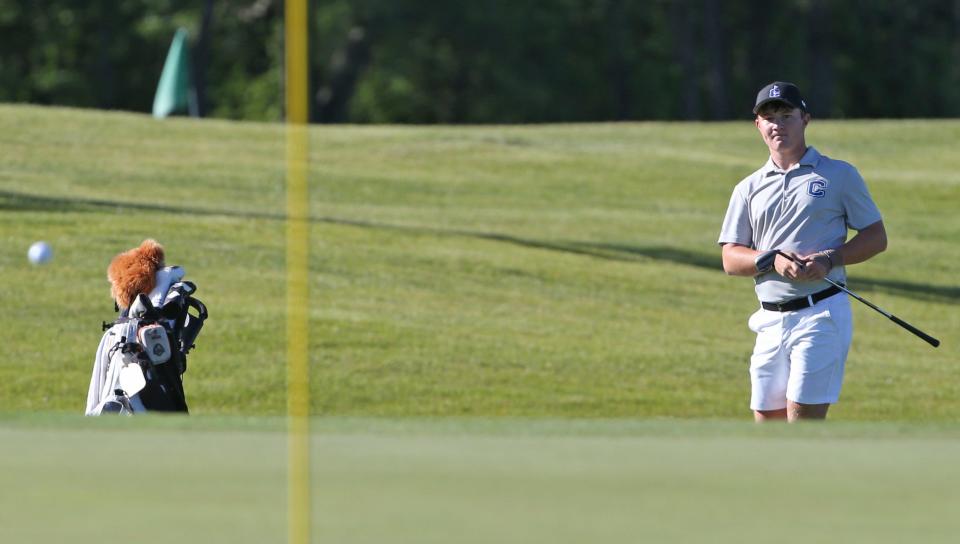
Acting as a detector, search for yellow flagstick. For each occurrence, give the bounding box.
[285,1,310,543]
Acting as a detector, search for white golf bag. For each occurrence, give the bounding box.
[86,266,207,415]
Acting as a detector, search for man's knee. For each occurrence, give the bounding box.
[754,408,788,422]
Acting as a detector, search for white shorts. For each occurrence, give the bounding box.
[747,293,853,411]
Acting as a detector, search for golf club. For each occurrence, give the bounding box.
[775,251,940,348]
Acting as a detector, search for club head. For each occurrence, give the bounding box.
[160,292,185,319]
[130,293,161,320]
[176,281,197,295]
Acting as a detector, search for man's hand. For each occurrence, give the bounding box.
[775,251,828,281]
[780,251,830,281]
[774,251,803,280]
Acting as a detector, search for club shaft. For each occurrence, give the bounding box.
[773,251,940,348]
[820,277,890,318]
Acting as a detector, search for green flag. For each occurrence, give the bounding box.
[152,28,195,118]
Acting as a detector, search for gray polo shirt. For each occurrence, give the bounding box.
[718,146,882,303]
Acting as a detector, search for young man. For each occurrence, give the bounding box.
[718,81,887,422]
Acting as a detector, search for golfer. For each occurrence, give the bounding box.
[718,81,887,422]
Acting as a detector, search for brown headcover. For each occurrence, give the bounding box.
[107,239,166,309]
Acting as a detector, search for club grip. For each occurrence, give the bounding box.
[889,315,940,348]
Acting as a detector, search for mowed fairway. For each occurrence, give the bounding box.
[2,416,960,543]
[1,105,959,541]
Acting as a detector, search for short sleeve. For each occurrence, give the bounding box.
[718,186,753,246]
[841,166,882,230]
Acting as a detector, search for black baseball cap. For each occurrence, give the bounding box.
[753,81,807,114]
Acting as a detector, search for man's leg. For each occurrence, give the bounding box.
[787,400,829,421]
[748,309,788,422]
[784,296,851,422]
[754,408,788,422]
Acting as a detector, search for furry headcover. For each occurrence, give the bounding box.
[108,239,165,309]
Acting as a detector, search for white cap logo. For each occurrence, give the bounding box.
[769,85,781,98]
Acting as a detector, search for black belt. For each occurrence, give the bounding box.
[761,285,842,312]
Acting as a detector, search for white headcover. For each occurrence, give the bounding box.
[149,266,185,307]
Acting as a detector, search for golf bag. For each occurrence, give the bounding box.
[86,267,207,415]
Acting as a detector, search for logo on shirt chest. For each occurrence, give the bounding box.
[807,179,827,198]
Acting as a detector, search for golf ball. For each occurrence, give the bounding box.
[28,241,53,265]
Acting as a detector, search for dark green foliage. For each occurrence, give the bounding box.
[1,0,959,122]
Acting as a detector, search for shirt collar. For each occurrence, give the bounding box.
[763,146,822,175]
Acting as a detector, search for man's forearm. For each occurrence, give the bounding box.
[721,244,763,276]
[837,221,887,266]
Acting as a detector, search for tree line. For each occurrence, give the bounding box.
[2,0,959,123]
